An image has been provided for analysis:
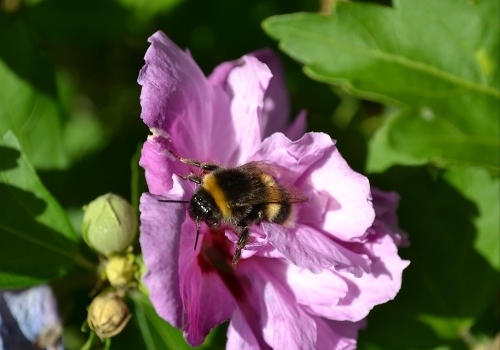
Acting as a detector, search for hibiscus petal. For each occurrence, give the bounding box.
[138,31,214,160]
[303,140,375,242]
[226,308,268,350]
[263,222,370,276]
[329,234,410,322]
[179,261,237,346]
[207,60,239,87]
[178,221,237,346]
[140,136,178,194]
[315,317,365,350]
[251,132,333,184]
[139,181,187,328]
[249,49,291,139]
[251,132,374,242]
[285,110,307,141]
[221,261,274,350]
[286,265,349,314]
[224,55,273,164]
[209,49,307,145]
[371,187,409,247]
[208,85,240,165]
[248,261,317,350]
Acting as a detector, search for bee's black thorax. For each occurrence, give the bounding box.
[211,169,260,200]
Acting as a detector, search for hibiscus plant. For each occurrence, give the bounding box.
[0,1,498,350]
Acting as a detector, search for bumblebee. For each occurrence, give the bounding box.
[160,151,308,268]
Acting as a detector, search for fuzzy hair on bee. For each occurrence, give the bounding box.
[159,151,308,268]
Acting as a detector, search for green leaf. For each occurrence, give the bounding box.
[359,166,499,349]
[131,292,193,350]
[0,14,69,170]
[56,69,105,163]
[263,0,500,172]
[0,16,105,170]
[366,109,428,173]
[444,167,500,271]
[112,291,224,350]
[0,131,78,288]
[130,143,146,216]
[22,0,131,47]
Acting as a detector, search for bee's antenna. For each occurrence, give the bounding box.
[158,199,190,203]
[194,221,201,251]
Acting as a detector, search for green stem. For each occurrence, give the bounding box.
[74,253,97,273]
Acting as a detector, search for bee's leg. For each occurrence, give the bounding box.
[168,150,220,172]
[182,158,220,172]
[179,174,202,184]
[200,162,220,172]
[232,226,249,269]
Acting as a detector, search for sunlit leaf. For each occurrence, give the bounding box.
[263,0,499,172]
[366,109,428,172]
[445,167,500,271]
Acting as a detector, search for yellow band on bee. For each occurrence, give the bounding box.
[202,174,232,219]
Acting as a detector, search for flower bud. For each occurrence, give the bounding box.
[105,254,137,288]
[37,324,63,349]
[82,193,137,256]
[87,292,131,339]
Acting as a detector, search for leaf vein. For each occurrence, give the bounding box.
[278,25,500,98]
[0,222,74,260]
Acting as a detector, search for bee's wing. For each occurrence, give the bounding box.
[280,183,309,204]
[235,161,308,206]
[236,161,281,178]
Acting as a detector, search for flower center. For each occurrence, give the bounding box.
[197,227,245,300]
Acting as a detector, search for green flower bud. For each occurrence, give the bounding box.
[87,292,131,339]
[105,254,136,288]
[82,193,137,256]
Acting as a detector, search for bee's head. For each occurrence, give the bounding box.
[158,188,222,251]
[188,190,221,228]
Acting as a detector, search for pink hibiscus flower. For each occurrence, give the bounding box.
[138,31,409,349]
